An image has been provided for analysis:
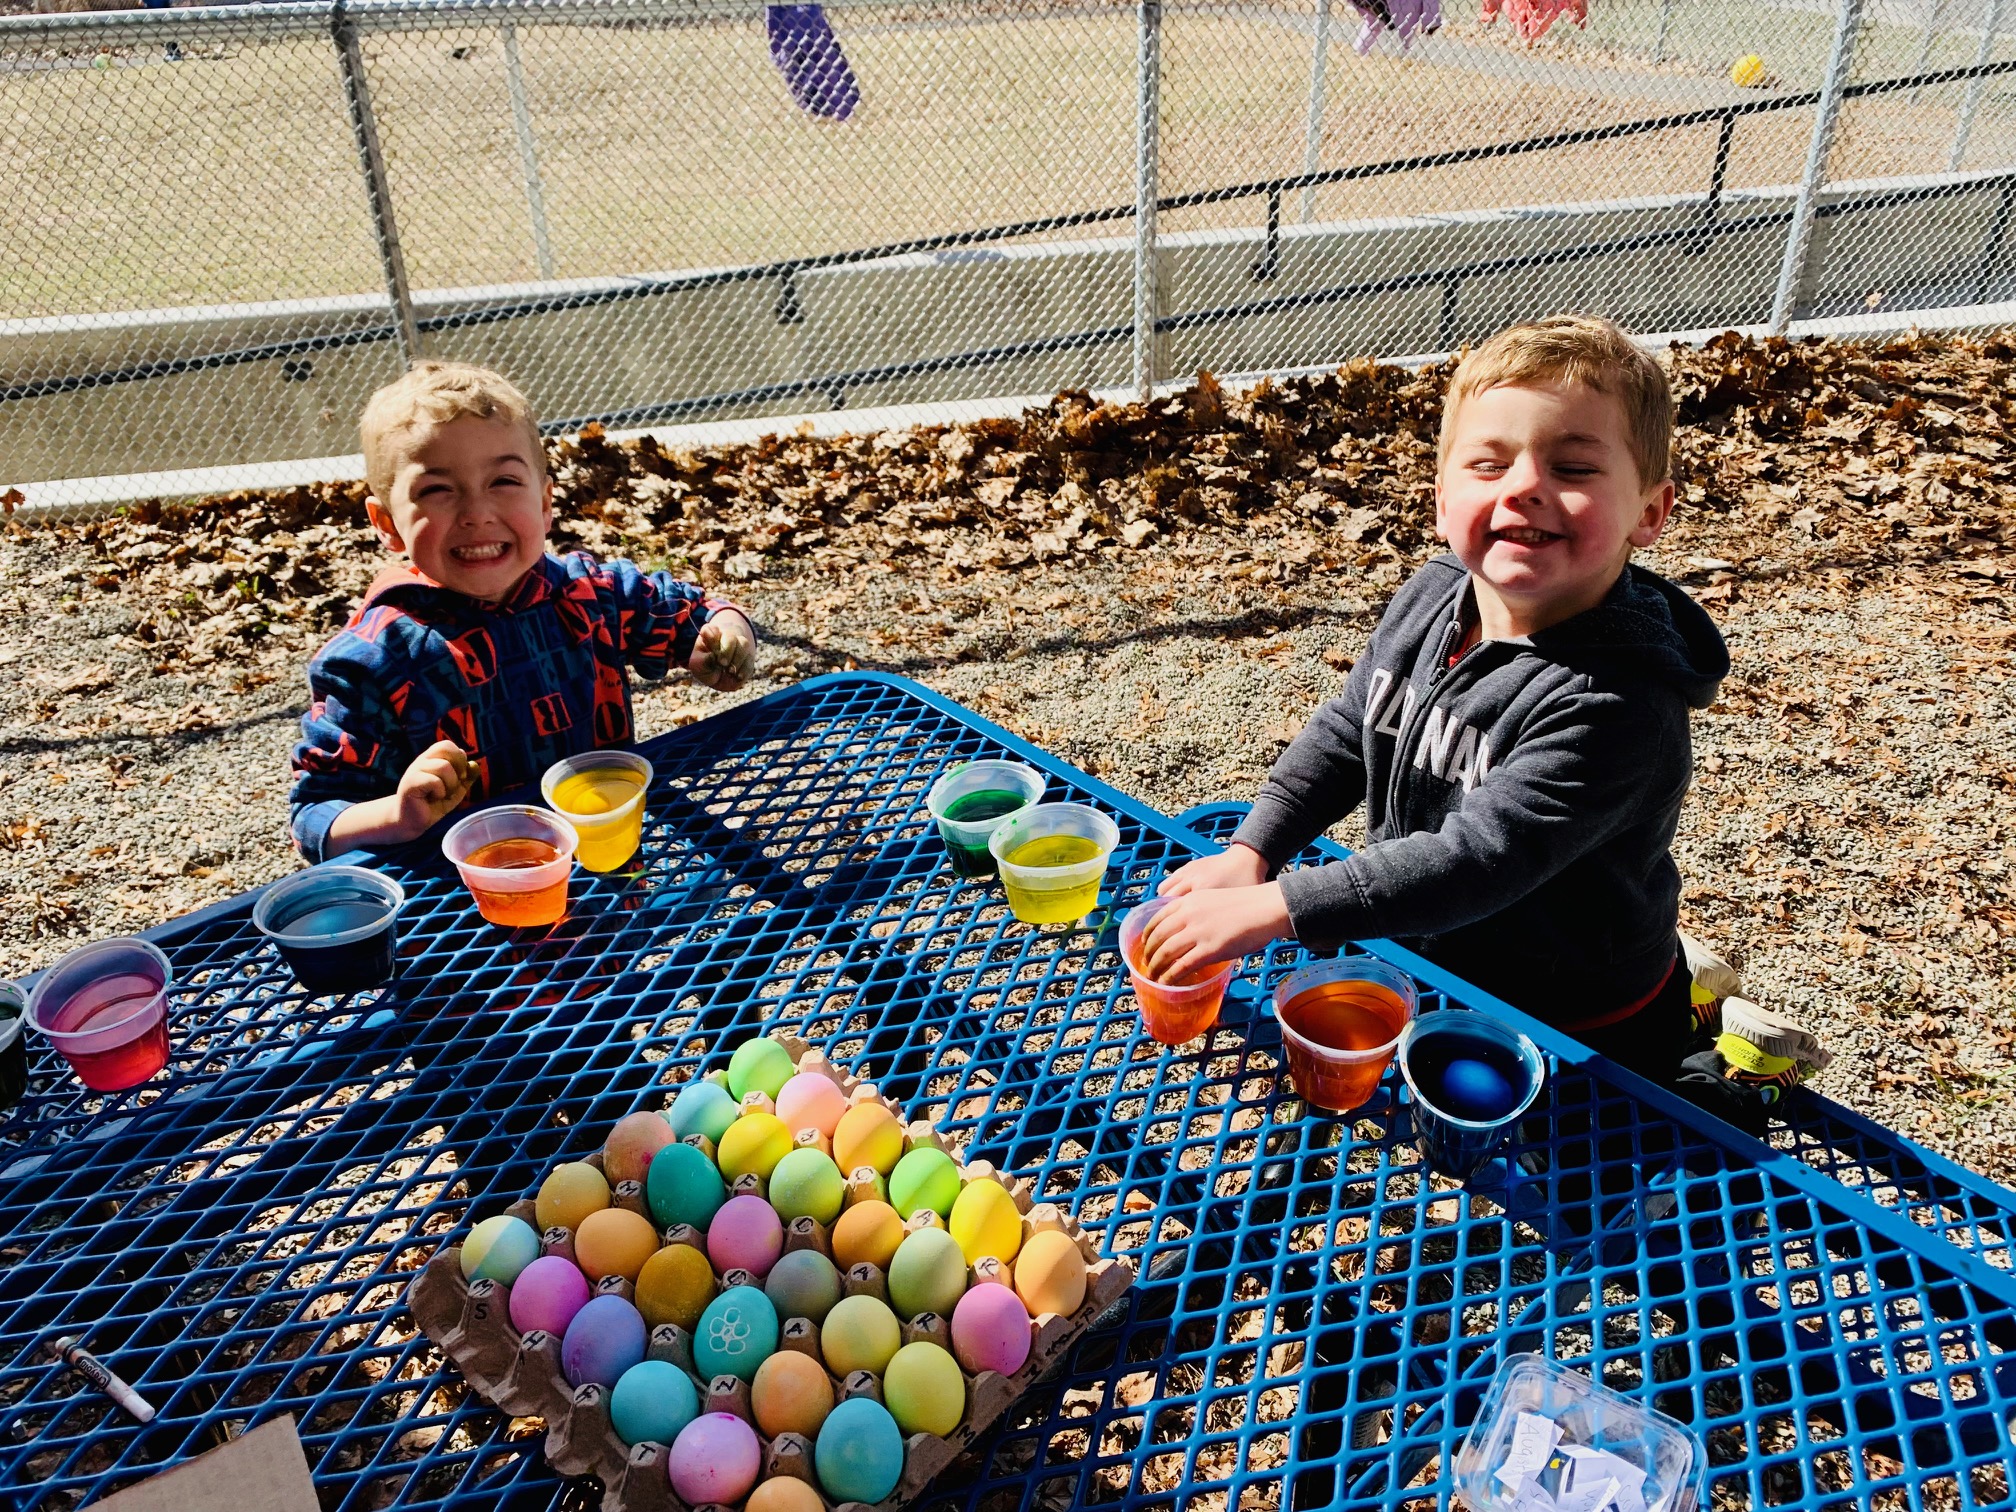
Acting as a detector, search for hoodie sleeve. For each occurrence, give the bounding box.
[1275,685,1684,951]
[1229,653,1375,869]
[288,639,410,864]
[605,560,741,679]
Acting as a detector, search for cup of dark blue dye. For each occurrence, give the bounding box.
[253,865,405,995]
[1398,1011,1545,1181]
[0,980,27,1111]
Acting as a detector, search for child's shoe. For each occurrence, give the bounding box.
[1680,930,1743,1038]
[1673,995,1831,1136]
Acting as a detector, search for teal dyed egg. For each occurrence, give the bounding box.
[728,1038,795,1102]
[764,1248,842,1324]
[767,1148,846,1226]
[646,1141,728,1232]
[461,1214,540,1284]
[609,1359,700,1446]
[667,1080,740,1145]
[887,1226,969,1321]
[692,1284,780,1384]
[815,1396,905,1504]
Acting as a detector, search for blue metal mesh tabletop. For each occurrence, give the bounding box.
[3,674,2014,1512]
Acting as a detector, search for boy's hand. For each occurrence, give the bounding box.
[689,610,757,692]
[393,739,471,837]
[1157,842,1269,897]
[1140,883,1293,983]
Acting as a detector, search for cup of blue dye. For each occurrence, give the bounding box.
[253,865,405,995]
[0,980,27,1112]
[1397,1010,1545,1181]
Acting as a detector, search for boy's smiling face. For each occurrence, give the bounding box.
[366,414,552,602]
[1435,380,1675,637]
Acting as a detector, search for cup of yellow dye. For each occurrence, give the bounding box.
[541,751,652,873]
[987,803,1120,925]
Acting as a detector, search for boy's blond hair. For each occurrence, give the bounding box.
[359,361,544,502]
[1437,315,1673,488]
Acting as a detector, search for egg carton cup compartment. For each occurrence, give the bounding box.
[409,1035,1134,1512]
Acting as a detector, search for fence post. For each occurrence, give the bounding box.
[1768,0,1863,334]
[1298,0,1332,222]
[1950,0,2007,169]
[1909,0,1940,101]
[1132,0,1162,403]
[334,2,421,365]
[1652,0,1672,64]
[502,20,556,279]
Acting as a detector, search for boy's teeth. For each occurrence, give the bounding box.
[454,543,508,561]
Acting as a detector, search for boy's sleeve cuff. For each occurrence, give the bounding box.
[1230,796,1311,873]
[291,800,351,866]
[1277,863,1372,955]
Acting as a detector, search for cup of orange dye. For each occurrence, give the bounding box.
[27,938,173,1092]
[1118,897,1239,1045]
[1270,956,1418,1114]
[442,805,578,928]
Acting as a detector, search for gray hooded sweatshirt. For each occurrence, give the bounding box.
[1232,553,1730,1023]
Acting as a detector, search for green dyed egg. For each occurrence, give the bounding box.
[886,1226,969,1321]
[764,1248,842,1324]
[767,1148,846,1226]
[646,1141,728,1232]
[888,1147,961,1220]
[883,1341,965,1436]
[667,1080,740,1145]
[727,1038,795,1102]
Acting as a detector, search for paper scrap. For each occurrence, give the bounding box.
[1561,1444,1649,1512]
[1495,1410,1565,1489]
[92,1415,318,1512]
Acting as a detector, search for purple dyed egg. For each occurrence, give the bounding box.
[508,1254,592,1339]
[951,1279,1033,1376]
[667,1411,762,1505]
[560,1293,647,1388]
[708,1193,785,1279]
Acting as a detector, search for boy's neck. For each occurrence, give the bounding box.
[1470,561,1628,641]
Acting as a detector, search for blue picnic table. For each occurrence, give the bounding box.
[3,673,2014,1511]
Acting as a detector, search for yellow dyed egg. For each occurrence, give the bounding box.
[948,1179,1023,1265]
[635,1242,716,1332]
[536,1162,611,1233]
[574,1207,660,1283]
[883,1341,965,1436]
[748,1478,827,1512]
[831,1200,906,1274]
[832,1103,905,1177]
[1013,1230,1087,1318]
[717,1112,793,1183]
[820,1294,902,1377]
[751,1348,836,1439]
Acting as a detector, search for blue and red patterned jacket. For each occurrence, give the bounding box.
[290,552,735,862]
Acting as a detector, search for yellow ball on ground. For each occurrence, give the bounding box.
[1731,53,1765,86]
[832,1103,906,1177]
[574,1207,660,1283]
[832,1200,907,1273]
[535,1162,611,1233]
[948,1178,1023,1266]
[717,1111,794,1182]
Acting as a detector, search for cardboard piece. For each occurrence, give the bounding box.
[92,1415,318,1512]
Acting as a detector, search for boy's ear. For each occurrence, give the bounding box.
[364,495,406,554]
[1629,479,1677,548]
[1431,476,1450,542]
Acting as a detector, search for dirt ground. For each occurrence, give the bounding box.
[3,331,2014,1187]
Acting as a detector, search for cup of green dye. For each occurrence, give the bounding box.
[926,760,1046,878]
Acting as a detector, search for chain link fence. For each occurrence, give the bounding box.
[3,0,2012,512]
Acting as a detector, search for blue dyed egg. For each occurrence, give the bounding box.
[646,1140,728,1232]
[815,1396,906,1504]
[1434,1056,1518,1121]
[609,1359,700,1446]
[666,1080,740,1145]
[692,1284,780,1384]
[460,1214,540,1285]
[560,1294,647,1388]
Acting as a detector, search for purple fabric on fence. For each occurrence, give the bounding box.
[766,4,862,121]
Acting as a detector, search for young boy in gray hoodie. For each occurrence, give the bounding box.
[1140,315,1810,1102]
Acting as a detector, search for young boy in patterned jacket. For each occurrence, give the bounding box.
[289,361,756,863]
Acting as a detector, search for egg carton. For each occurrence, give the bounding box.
[409,1034,1135,1512]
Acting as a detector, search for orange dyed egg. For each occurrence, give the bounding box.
[750,1349,836,1439]
[832,1200,906,1273]
[574,1207,659,1283]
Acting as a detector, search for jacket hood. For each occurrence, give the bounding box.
[1524,560,1730,710]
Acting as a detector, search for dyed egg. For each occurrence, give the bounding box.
[1433,1056,1519,1121]
[887,1227,968,1321]
[460,1214,539,1285]
[1013,1230,1087,1318]
[832,1199,906,1273]
[820,1294,901,1377]
[717,1112,793,1183]
[727,1038,795,1102]
[535,1162,611,1233]
[768,1148,846,1226]
[560,1294,647,1388]
[775,1071,850,1137]
[884,1341,965,1436]
[635,1242,716,1332]
[949,1178,1023,1265]
[708,1194,785,1278]
[951,1279,1032,1376]
[574,1207,659,1283]
[667,1079,740,1145]
[646,1141,728,1233]
[888,1147,961,1221]
[748,1478,827,1512]
[508,1253,592,1338]
[815,1397,905,1504]
[692,1285,780,1383]
[603,1109,676,1187]
[610,1358,699,1446]
[667,1412,762,1506]
[832,1103,905,1177]
[750,1348,836,1438]
[764,1248,842,1324]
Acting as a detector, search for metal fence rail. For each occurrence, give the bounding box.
[2,0,2013,509]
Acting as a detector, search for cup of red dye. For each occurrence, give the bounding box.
[1270,956,1417,1114]
[926,760,1045,879]
[442,805,577,928]
[253,865,405,995]
[27,938,173,1092]
[1118,896,1238,1045]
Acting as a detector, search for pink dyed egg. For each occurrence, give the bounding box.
[508,1254,592,1338]
[775,1072,850,1137]
[707,1193,785,1279]
[667,1412,761,1505]
[603,1109,676,1187]
[951,1280,1033,1377]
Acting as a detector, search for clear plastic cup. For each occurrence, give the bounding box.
[1398,1011,1545,1181]
[988,803,1120,925]
[1270,956,1418,1114]
[926,759,1045,879]
[442,805,578,928]
[0,980,28,1110]
[27,938,173,1092]
[253,865,404,995]
[1118,896,1237,1045]
[541,751,652,873]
